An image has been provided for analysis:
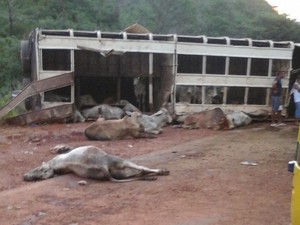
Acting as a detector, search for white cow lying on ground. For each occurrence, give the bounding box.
[23,145,169,182]
[225,111,252,129]
[127,108,172,134]
[81,104,124,120]
[81,100,140,121]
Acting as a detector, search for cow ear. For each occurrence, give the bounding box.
[161,108,167,113]
[154,111,163,116]
[125,111,132,116]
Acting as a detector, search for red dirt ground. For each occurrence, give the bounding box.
[0,121,297,225]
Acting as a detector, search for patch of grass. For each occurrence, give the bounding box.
[0,94,24,120]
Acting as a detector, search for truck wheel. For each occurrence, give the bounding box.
[20,40,31,75]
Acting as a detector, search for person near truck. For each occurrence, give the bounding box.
[270,71,286,127]
[291,75,300,125]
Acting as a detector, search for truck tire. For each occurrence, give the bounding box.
[20,40,31,75]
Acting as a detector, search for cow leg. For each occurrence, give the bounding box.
[109,176,158,182]
[87,165,158,183]
[145,129,160,135]
[136,132,157,139]
[123,161,170,176]
[50,144,74,154]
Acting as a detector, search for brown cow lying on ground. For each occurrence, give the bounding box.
[182,108,228,130]
[24,145,169,182]
[84,112,153,140]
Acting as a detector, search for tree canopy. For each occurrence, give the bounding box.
[1,0,300,98]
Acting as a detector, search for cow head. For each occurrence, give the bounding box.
[155,108,173,123]
[124,113,144,131]
[224,111,252,129]
[130,111,142,121]
[23,162,54,181]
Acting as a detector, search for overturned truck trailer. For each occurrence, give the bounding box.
[1,24,298,124]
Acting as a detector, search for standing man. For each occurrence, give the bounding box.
[270,71,286,127]
[291,75,300,125]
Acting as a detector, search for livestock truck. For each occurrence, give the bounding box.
[1,24,300,124]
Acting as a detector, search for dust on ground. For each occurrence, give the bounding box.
[0,121,297,225]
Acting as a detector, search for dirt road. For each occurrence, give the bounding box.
[0,122,296,225]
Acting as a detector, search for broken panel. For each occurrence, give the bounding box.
[74,50,120,77]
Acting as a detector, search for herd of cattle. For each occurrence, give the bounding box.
[71,95,253,141]
[22,98,252,183]
[22,96,254,183]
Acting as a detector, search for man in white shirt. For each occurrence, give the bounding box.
[291,75,300,125]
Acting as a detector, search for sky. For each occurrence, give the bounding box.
[265,0,300,21]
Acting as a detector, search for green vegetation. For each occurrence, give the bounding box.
[1,0,300,101]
